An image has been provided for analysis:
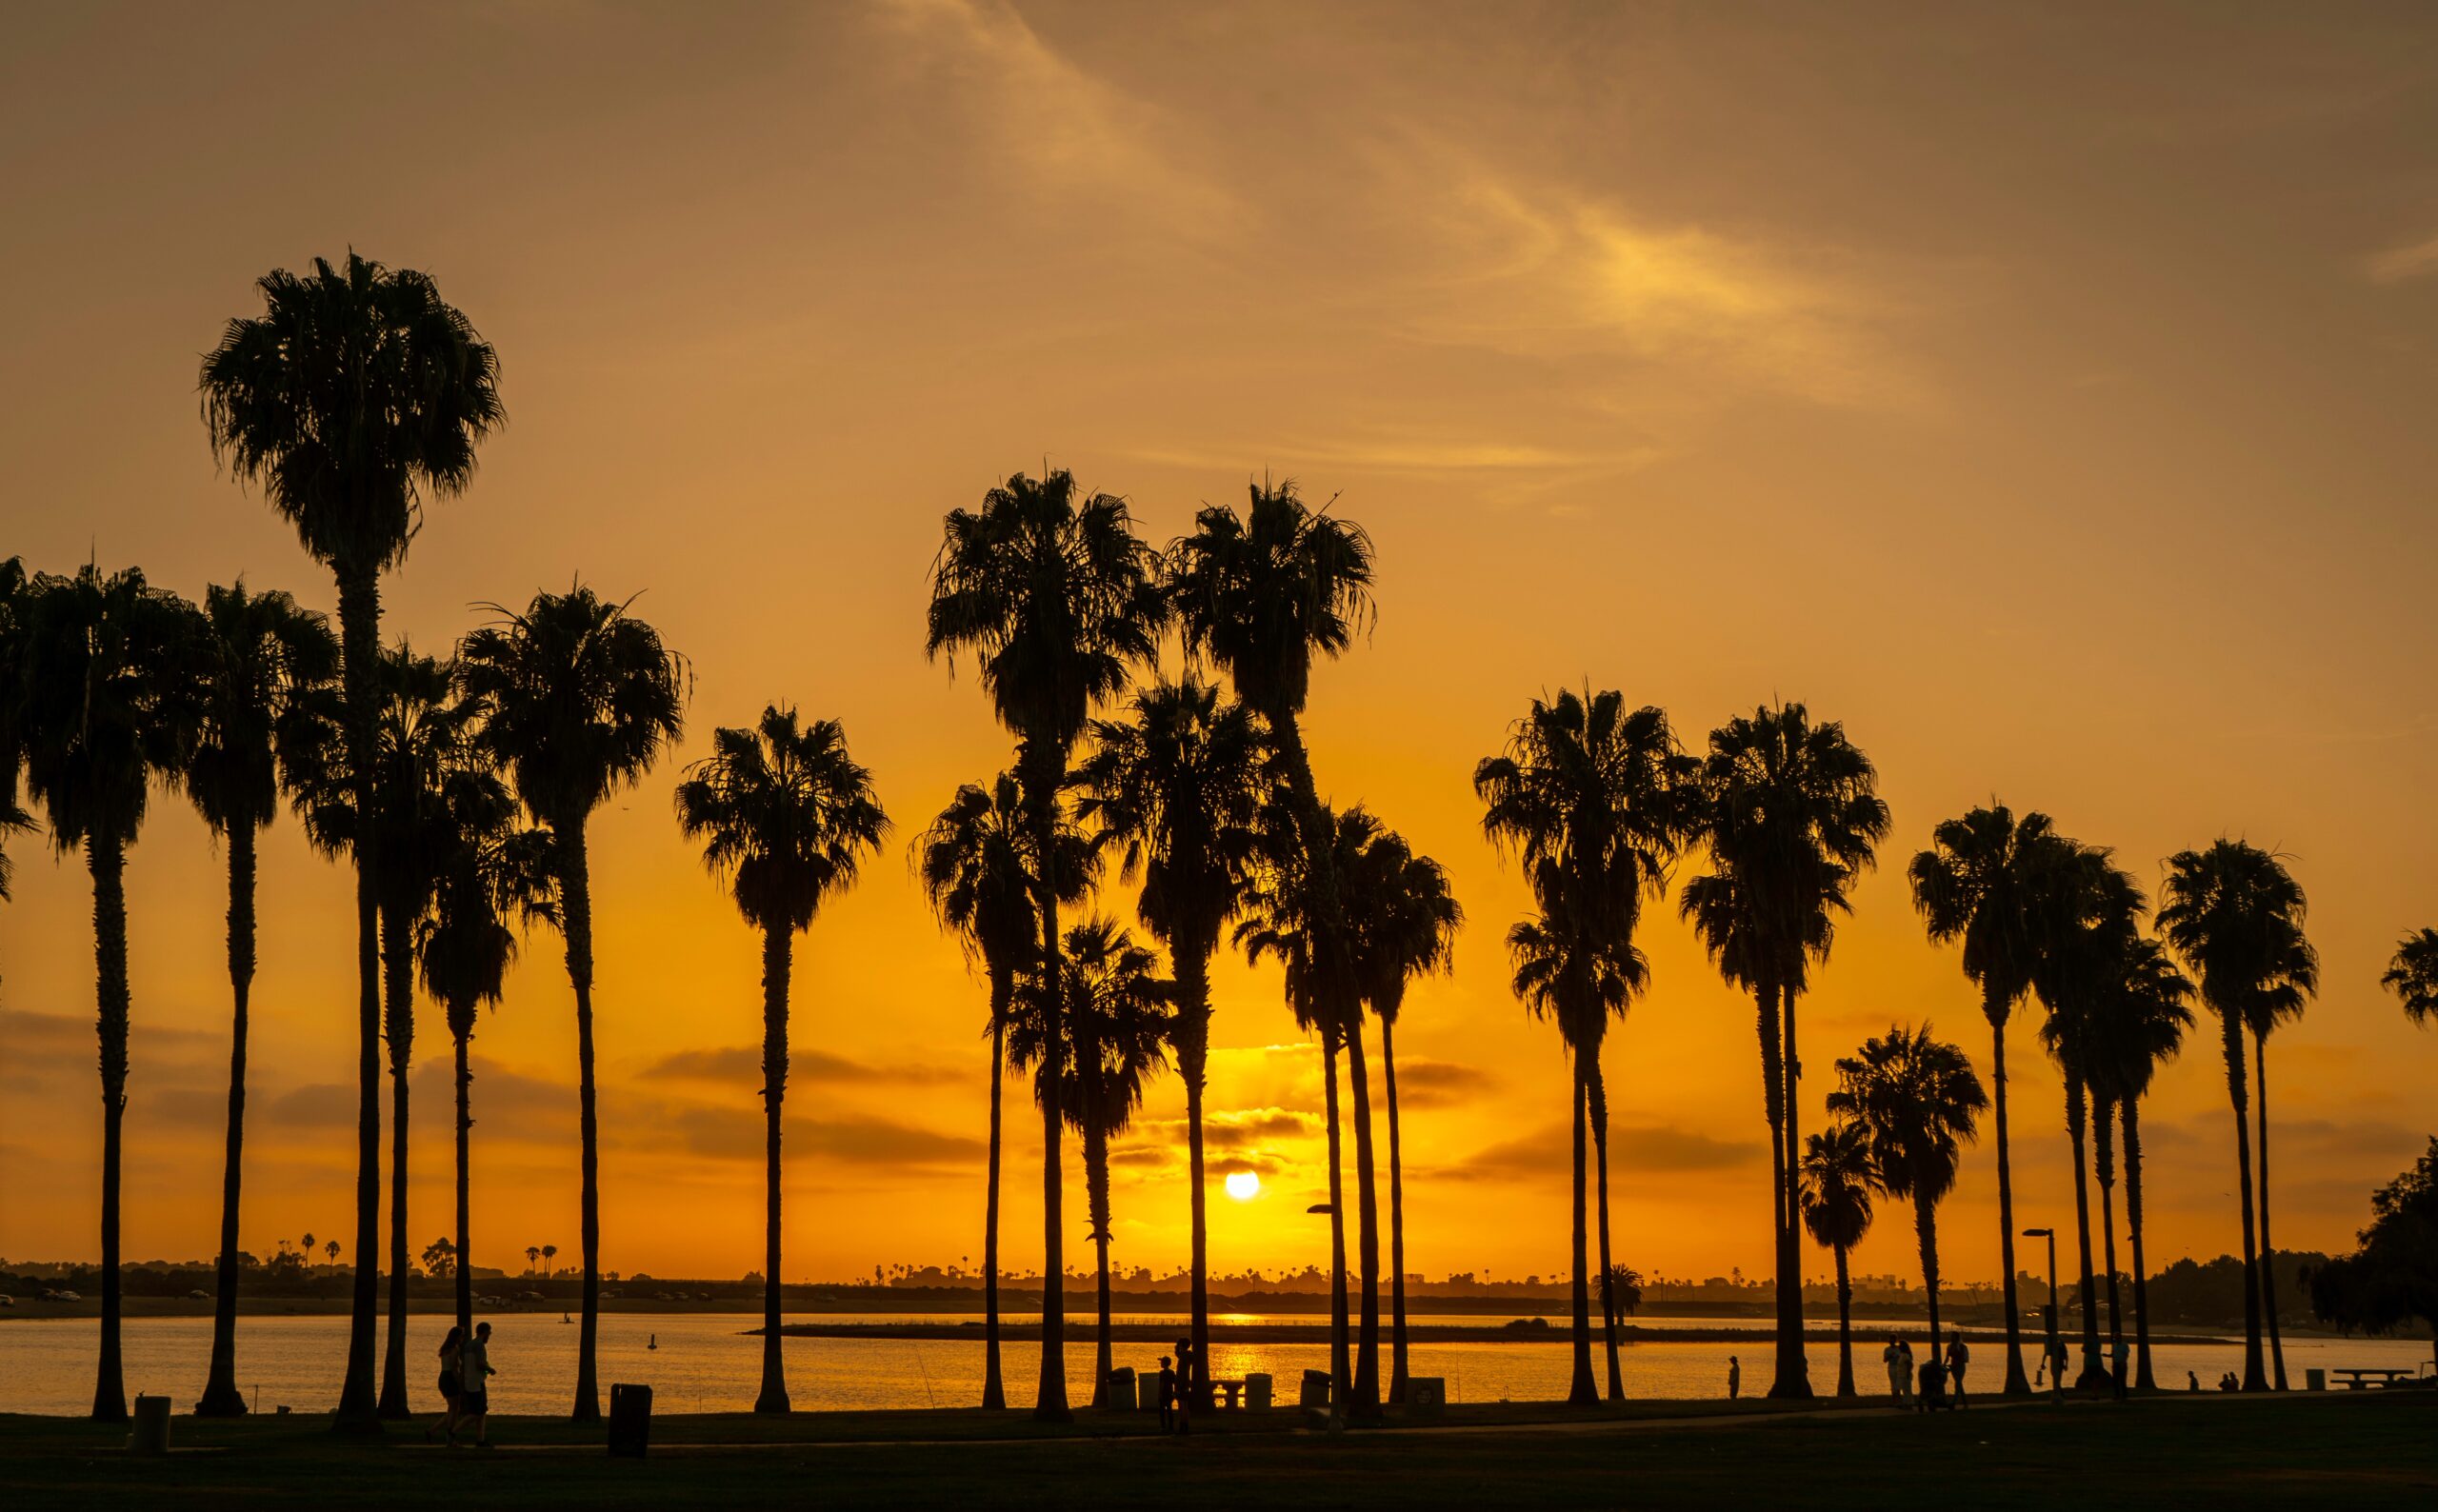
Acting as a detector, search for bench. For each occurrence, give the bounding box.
[2329,1367,2420,1390]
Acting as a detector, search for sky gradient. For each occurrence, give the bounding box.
[3,1,2434,1293]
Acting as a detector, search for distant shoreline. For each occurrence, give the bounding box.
[764,1319,2248,1347]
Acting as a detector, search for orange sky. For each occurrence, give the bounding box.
[2,2,2434,1292]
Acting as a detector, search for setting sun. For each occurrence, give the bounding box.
[1225,1171,1261,1203]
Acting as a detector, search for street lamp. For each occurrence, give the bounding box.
[2023,1227,2061,1400]
[1309,1204,1344,1431]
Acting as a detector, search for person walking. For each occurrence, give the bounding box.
[1946,1335,1970,1407]
[427,1325,464,1444]
[1727,1356,1741,1401]
[457,1321,496,1447]
[1157,1356,1178,1434]
[2110,1335,2130,1400]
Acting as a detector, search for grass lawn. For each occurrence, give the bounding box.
[2,1392,2429,1508]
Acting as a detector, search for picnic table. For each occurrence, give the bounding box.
[2329,1367,2420,1390]
[1211,1378,1247,1409]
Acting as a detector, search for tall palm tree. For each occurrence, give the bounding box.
[15,566,207,1421]
[2154,839,2313,1392]
[184,582,337,1417]
[1344,828,1460,1403]
[1681,705,1888,1400]
[1799,1121,1876,1399]
[1476,689,1691,1402]
[928,469,1165,1422]
[456,586,688,1421]
[1908,805,2073,1396]
[1827,1025,1986,1361]
[1013,920,1171,1406]
[1073,676,1264,1406]
[2087,935,2191,1389]
[2386,929,2438,1036]
[0,559,30,968]
[201,253,502,1428]
[915,774,1095,1409]
[676,706,889,1415]
[2242,914,2315,1389]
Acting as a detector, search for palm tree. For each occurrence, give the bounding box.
[14,565,207,1420]
[2387,929,2438,1035]
[1476,689,1690,1402]
[677,706,889,1414]
[927,469,1165,1421]
[185,582,337,1417]
[1013,920,1171,1406]
[1908,805,2074,1396]
[1680,705,1888,1400]
[916,773,1096,1409]
[201,253,502,1429]
[2154,840,2314,1392]
[527,1246,541,1276]
[1073,676,1265,1406]
[2242,914,2315,1388]
[1799,1121,1876,1398]
[0,558,30,968]
[1344,827,1460,1403]
[1827,1025,1986,1360]
[457,586,688,1421]
[2086,935,2191,1389]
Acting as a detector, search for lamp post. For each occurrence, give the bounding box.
[1309,1204,1344,1431]
[2023,1227,2061,1400]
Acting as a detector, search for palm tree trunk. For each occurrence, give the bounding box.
[1589,1052,1623,1403]
[2252,1031,2287,1389]
[2095,1097,2125,1392]
[1175,947,1214,1413]
[1915,1194,1943,1362]
[1778,987,1809,1398]
[1984,999,2029,1395]
[89,834,130,1422]
[1833,1244,1855,1398]
[1345,1011,1384,1421]
[2220,1014,2267,1390]
[2065,1074,2104,1388]
[454,1025,473,1341]
[1566,1053,1596,1405]
[197,823,256,1417]
[378,901,413,1419]
[756,925,791,1415]
[981,966,1011,1411]
[1323,1031,1353,1421]
[560,819,604,1422]
[1383,1017,1411,1406]
[1754,983,1803,1399]
[1025,746,1070,1422]
[332,565,384,1431]
[2125,1096,2155,1390]
[1088,1124,1113,1408]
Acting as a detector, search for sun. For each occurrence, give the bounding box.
[1224,1170,1261,1202]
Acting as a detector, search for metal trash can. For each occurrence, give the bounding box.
[609,1382,652,1458]
[1135,1369,1162,1411]
[128,1395,170,1455]
[1105,1366,1136,1410]
[1244,1373,1273,1410]
[2305,1368,2327,1392]
[1407,1377,1448,1418]
[1299,1368,1332,1409]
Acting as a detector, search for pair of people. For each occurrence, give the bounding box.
[1162,1340,1194,1435]
[1883,1337,1915,1405]
[430,1321,497,1447]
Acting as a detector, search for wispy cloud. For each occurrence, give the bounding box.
[2363,229,2438,285]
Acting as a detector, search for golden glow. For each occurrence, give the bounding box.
[1225,1171,1262,1203]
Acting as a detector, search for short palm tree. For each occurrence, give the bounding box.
[201,253,502,1428]
[185,582,337,1417]
[457,586,688,1421]
[2086,934,2191,1389]
[1799,1121,1876,1398]
[676,706,889,1414]
[1681,705,1889,1400]
[1827,1025,1986,1360]
[1908,805,2075,1396]
[2154,839,2314,1392]
[15,565,207,1421]
[1073,675,1264,1405]
[2387,929,2438,1035]
[927,469,1165,1422]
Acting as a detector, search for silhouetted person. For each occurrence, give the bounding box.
[2187,1369,2201,1393]
[428,1325,464,1444]
[1884,1338,1914,1406]
[2218,1370,2239,1392]
[1917,1355,1948,1413]
[1171,1339,1193,1436]
[2110,1337,2130,1400]
[1157,1356,1177,1433]
[1728,1356,1741,1400]
[458,1321,496,1446]
[1945,1335,1969,1406]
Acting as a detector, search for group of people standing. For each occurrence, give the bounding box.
[1882,1335,1971,1411]
[428,1322,497,1447]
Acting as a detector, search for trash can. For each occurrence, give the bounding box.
[608,1382,652,1458]
[1244,1373,1273,1411]
[1105,1366,1136,1410]
[1299,1368,1332,1410]
[2305,1368,2327,1392]
[1137,1369,1164,1411]
[1407,1377,1447,1418]
[128,1395,170,1455]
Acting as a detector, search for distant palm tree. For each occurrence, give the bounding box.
[1014,919,1171,1406]
[15,566,207,1421]
[2155,840,2314,1392]
[458,586,688,1422]
[1799,1121,1876,1399]
[202,253,502,1428]
[542,1244,558,1280]
[916,773,1096,1409]
[2386,929,2438,1033]
[677,706,889,1414]
[1908,805,2075,1397]
[1073,676,1264,1406]
[1344,827,1460,1403]
[2086,935,2191,1389]
[326,1240,340,1265]
[185,582,336,1417]
[1827,1025,1986,1360]
[1681,705,1889,1400]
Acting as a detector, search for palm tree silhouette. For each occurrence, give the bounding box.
[677,706,889,1415]
[15,566,206,1421]
[916,773,1096,1409]
[542,1243,558,1280]
[2085,934,2191,1389]
[1477,689,1691,1402]
[927,469,1165,1422]
[2386,929,2438,1034]
[527,1245,541,1277]
[1682,705,1888,1400]
[1827,1025,1986,1361]
[2243,915,2314,1390]
[2155,840,2314,1392]
[201,253,502,1429]
[1799,1121,1875,1398]
[1073,675,1264,1407]
[1014,919,1171,1406]
[185,582,336,1417]
[1908,805,2074,1396]
[0,559,30,975]
[1344,826,1460,1403]
[326,1240,340,1265]
[457,586,688,1421]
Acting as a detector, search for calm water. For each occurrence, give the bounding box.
[4,1313,2429,1416]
